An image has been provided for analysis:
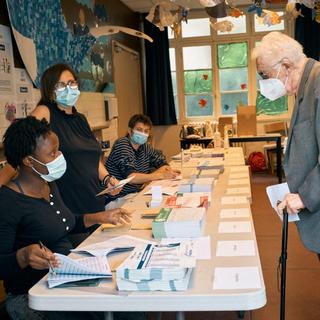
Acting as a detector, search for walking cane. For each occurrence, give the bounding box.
[279,205,289,320]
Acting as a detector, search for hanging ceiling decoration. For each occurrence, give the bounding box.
[145,1,189,35]
[145,0,320,34]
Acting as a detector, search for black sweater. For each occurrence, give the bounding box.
[0,182,86,294]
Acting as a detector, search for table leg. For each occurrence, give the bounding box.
[176,311,185,320]
[276,137,282,183]
[104,311,113,320]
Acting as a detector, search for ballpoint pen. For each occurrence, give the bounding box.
[38,241,56,275]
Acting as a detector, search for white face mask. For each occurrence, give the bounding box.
[259,65,288,101]
[30,152,67,182]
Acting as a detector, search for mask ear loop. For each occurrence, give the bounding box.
[276,64,288,87]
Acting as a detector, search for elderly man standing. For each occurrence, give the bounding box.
[252,31,320,254]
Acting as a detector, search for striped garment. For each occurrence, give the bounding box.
[106,137,167,200]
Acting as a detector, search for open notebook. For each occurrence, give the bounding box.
[47,253,112,288]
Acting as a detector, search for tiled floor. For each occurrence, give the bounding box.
[149,173,320,320]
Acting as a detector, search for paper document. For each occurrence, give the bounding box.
[266,183,300,222]
[228,178,250,186]
[218,221,252,233]
[216,240,255,256]
[229,172,249,179]
[220,208,251,219]
[221,196,248,205]
[47,254,111,288]
[160,236,211,260]
[72,235,153,256]
[96,176,135,196]
[226,187,250,195]
[213,266,261,290]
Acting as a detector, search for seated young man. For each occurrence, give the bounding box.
[105,114,179,202]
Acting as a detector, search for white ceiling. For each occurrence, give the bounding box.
[120,0,255,13]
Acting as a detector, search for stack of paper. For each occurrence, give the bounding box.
[116,243,195,291]
[197,159,224,170]
[164,192,210,208]
[152,207,205,238]
[178,177,214,193]
[71,235,153,256]
[198,168,220,179]
[48,254,112,288]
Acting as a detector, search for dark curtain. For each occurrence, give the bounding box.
[144,20,177,125]
[295,4,320,60]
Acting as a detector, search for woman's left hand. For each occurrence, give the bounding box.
[102,208,132,225]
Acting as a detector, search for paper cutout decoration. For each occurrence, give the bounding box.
[248,0,266,17]
[90,26,153,43]
[205,1,228,18]
[199,0,223,7]
[146,2,189,33]
[210,20,234,32]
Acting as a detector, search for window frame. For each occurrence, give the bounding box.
[169,7,294,124]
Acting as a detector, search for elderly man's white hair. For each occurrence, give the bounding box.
[252,32,306,69]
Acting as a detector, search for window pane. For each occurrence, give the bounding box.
[218,42,247,68]
[183,46,212,70]
[186,95,213,117]
[254,12,285,32]
[169,48,176,71]
[221,92,248,115]
[219,68,248,91]
[256,91,288,115]
[167,27,174,39]
[182,18,211,38]
[217,15,246,35]
[184,70,212,94]
[171,71,179,118]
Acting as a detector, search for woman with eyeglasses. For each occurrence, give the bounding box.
[0,64,119,244]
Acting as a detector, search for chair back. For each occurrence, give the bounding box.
[237,105,257,136]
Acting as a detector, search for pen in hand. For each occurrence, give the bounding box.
[38,241,56,276]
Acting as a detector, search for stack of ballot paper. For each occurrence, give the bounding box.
[47,253,112,288]
[164,192,210,208]
[197,159,224,170]
[71,235,153,256]
[178,177,214,193]
[116,243,195,291]
[197,168,220,179]
[152,207,205,238]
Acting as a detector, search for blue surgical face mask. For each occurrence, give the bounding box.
[131,130,148,145]
[55,87,80,108]
[30,152,67,182]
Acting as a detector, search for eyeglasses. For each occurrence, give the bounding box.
[257,71,269,80]
[54,80,78,92]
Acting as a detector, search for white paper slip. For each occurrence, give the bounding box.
[213,266,261,290]
[96,176,135,196]
[218,221,252,233]
[220,208,251,219]
[228,179,250,186]
[226,187,250,195]
[229,172,249,179]
[160,236,211,260]
[221,196,248,205]
[72,235,154,256]
[266,183,300,222]
[216,240,255,256]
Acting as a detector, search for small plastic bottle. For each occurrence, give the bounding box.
[213,124,222,148]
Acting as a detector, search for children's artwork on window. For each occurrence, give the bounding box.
[256,91,288,115]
